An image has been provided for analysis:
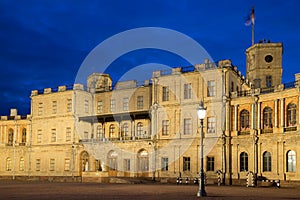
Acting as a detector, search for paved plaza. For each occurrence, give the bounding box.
[0,182,300,200]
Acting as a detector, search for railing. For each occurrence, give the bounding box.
[238,131,250,135]
[261,87,274,94]
[284,126,297,132]
[261,129,273,134]
[237,90,251,97]
[79,135,151,143]
[19,142,26,146]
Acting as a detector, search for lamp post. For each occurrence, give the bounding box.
[197,101,207,197]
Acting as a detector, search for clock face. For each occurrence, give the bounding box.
[265,55,273,63]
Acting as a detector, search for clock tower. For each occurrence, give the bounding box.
[246,41,283,89]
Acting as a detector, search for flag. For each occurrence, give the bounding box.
[245,7,255,26]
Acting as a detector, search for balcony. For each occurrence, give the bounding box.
[238,130,250,135]
[284,126,297,132]
[261,129,273,134]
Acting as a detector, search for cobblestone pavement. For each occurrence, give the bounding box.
[0,182,300,200]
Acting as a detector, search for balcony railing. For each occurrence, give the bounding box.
[238,130,250,135]
[79,135,151,143]
[261,129,273,134]
[284,126,297,132]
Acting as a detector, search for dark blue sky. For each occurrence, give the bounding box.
[0,0,299,115]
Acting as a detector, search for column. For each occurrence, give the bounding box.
[274,99,278,128]
[234,105,238,131]
[298,96,300,125]
[280,99,285,127]
[257,102,261,130]
[251,104,255,129]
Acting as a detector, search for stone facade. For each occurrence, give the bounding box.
[0,41,299,184]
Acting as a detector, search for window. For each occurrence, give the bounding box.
[240,152,248,172]
[161,157,169,171]
[110,99,116,112]
[287,103,297,126]
[240,110,250,130]
[8,128,13,145]
[51,129,56,142]
[22,128,26,143]
[263,151,272,172]
[67,99,72,112]
[37,130,42,143]
[207,80,216,97]
[207,157,214,171]
[97,125,103,139]
[287,150,296,172]
[6,158,12,171]
[263,107,273,129]
[137,123,143,137]
[66,127,71,141]
[266,75,272,88]
[137,96,144,109]
[64,159,70,171]
[162,86,169,101]
[184,83,192,99]
[123,98,129,111]
[50,159,55,171]
[183,157,191,171]
[108,151,118,170]
[19,158,25,171]
[38,103,43,116]
[84,131,88,139]
[231,82,234,92]
[207,117,216,133]
[122,123,129,138]
[109,125,115,138]
[52,101,57,114]
[184,118,192,135]
[124,159,130,171]
[162,120,169,136]
[97,101,103,113]
[84,100,89,113]
[138,150,149,172]
[36,159,41,171]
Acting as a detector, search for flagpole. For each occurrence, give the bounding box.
[251,6,255,45]
[252,21,254,45]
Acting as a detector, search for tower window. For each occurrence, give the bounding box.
[266,75,272,88]
[265,55,273,63]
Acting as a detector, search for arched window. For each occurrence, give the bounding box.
[108,151,118,171]
[96,125,103,139]
[122,123,129,137]
[240,110,250,130]
[287,103,297,126]
[138,149,149,172]
[263,107,273,129]
[137,123,143,137]
[109,125,115,138]
[263,151,272,172]
[22,128,26,143]
[20,157,25,171]
[8,128,14,145]
[240,152,248,172]
[287,150,296,172]
[6,157,12,171]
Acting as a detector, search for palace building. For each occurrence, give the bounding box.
[0,41,299,185]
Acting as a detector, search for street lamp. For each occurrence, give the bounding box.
[197,101,207,197]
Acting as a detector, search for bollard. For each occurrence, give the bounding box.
[185,177,189,185]
[179,177,183,184]
[176,177,179,185]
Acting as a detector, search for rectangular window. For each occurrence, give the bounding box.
[50,159,55,171]
[184,83,192,99]
[64,159,70,171]
[162,86,169,101]
[207,157,214,171]
[137,96,144,109]
[51,129,56,142]
[266,75,272,88]
[162,120,169,136]
[207,80,216,97]
[161,157,169,171]
[36,159,41,171]
[183,157,191,171]
[52,101,57,114]
[110,99,116,112]
[19,158,25,171]
[37,130,42,143]
[97,101,103,113]
[66,127,71,141]
[38,103,43,116]
[84,100,89,113]
[123,98,129,111]
[207,117,216,133]
[6,158,12,171]
[67,99,72,112]
[124,159,130,171]
[184,118,192,135]
[84,131,88,139]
